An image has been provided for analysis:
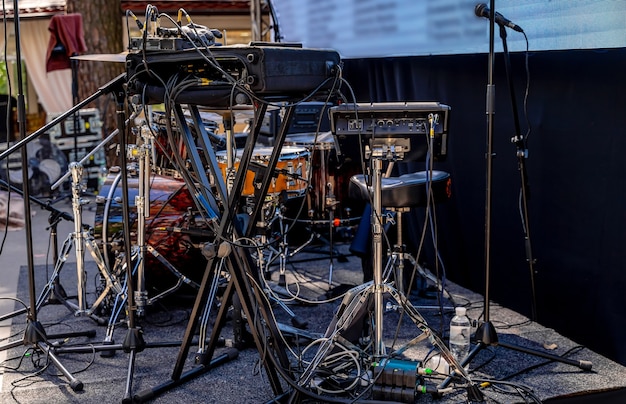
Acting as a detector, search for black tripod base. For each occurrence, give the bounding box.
[475,320,498,346]
[123,327,146,353]
[438,321,593,393]
[36,339,84,391]
[23,320,47,344]
[475,320,592,370]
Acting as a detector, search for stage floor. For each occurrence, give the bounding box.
[0,205,625,403]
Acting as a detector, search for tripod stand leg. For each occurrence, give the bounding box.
[38,340,84,391]
[121,319,145,401]
[41,342,84,391]
[497,340,592,370]
[145,245,201,304]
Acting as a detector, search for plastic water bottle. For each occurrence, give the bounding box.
[449,307,471,366]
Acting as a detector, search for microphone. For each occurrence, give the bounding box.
[474,3,524,33]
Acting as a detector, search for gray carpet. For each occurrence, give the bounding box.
[1,243,625,403]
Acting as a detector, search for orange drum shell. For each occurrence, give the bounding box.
[216,146,308,196]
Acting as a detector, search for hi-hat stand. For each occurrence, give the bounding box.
[439,1,592,391]
[31,162,123,324]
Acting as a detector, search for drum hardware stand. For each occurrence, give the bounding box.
[102,125,183,357]
[382,207,451,303]
[102,78,145,403]
[144,245,201,299]
[132,123,153,318]
[30,162,124,325]
[46,208,70,305]
[287,193,349,271]
[0,69,151,397]
[287,140,351,269]
[0,178,97,349]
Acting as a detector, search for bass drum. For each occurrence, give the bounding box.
[94,170,210,294]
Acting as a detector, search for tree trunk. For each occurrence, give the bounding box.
[66,0,123,163]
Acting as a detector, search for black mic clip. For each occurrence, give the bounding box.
[475,3,524,33]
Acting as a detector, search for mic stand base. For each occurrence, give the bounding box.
[474,320,498,346]
[437,320,593,391]
[23,320,84,391]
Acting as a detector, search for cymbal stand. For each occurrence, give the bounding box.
[133,124,152,318]
[108,82,145,404]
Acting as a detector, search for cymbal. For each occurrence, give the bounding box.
[70,52,128,63]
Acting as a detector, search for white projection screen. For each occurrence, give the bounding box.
[270,0,626,58]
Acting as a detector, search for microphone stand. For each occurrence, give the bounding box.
[9,0,83,390]
[438,3,592,394]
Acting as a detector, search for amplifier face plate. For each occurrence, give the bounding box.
[330,102,451,163]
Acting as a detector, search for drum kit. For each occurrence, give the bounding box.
[36,102,361,338]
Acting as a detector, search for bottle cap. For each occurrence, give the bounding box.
[455,307,466,317]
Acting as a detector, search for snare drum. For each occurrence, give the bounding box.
[216,146,308,196]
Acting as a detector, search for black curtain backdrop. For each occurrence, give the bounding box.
[341,48,626,366]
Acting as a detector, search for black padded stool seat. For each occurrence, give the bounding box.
[349,170,451,208]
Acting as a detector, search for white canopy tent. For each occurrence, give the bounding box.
[0,0,72,115]
[0,18,73,115]
[0,0,267,116]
